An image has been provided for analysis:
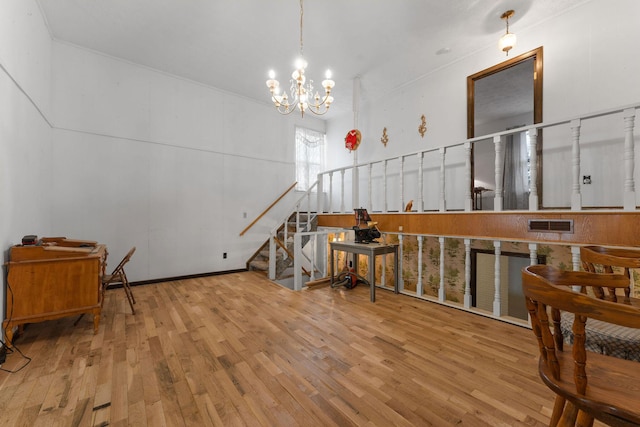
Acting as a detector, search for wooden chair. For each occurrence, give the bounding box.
[580,245,640,303]
[522,264,640,426]
[102,246,136,314]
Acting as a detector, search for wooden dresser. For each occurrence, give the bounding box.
[3,238,107,346]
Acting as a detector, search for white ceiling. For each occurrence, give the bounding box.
[36,0,586,119]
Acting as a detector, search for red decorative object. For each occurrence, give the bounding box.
[345,129,361,151]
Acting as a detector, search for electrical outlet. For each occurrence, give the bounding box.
[583,175,591,184]
[223,252,227,259]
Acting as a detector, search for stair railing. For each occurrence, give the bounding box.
[266,180,320,280]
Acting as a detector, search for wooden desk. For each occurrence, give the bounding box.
[329,241,399,302]
[3,239,106,346]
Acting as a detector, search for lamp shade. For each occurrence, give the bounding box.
[499,32,517,53]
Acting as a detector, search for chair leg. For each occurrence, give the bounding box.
[558,401,579,426]
[575,410,594,427]
[549,395,566,426]
[122,279,136,314]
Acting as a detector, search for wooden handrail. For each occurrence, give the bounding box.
[239,182,298,236]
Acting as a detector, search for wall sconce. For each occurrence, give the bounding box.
[498,10,516,56]
[381,127,389,146]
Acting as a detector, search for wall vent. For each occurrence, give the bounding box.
[528,219,573,233]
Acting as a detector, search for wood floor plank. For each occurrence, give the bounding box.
[0,271,611,426]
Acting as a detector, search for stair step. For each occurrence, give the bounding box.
[249,260,269,271]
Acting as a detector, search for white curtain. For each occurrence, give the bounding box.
[295,127,326,191]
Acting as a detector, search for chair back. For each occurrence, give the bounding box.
[580,245,640,302]
[522,264,640,425]
[111,246,136,276]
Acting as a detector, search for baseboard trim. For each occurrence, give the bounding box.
[128,268,248,287]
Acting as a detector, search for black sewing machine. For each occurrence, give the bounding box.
[353,208,381,244]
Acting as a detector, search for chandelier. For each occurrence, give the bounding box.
[498,10,517,56]
[265,0,335,117]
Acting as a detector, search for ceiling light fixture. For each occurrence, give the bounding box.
[498,10,516,56]
[266,0,334,117]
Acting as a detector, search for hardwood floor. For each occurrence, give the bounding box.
[0,271,602,426]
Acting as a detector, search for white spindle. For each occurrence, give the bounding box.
[316,174,324,213]
[623,108,636,210]
[418,152,424,212]
[570,119,582,210]
[340,169,345,213]
[384,160,388,213]
[439,147,446,212]
[493,241,501,316]
[529,128,539,211]
[439,237,445,301]
[400,155,405,211]
[464,142,472,211]
[417,236,423,296]
[529,243,538,266]
[328,172,334,213]
[571,245,582,292]
[464,239,471,308]
[493,136,504,211]
[368,163,373,212]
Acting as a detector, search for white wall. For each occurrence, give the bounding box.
[49,42,326,281]
[0,1,53,330]
[326,0,640,209]
[1,0,326,292]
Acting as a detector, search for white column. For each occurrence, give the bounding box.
[464,239,472,308]
[340,169,346,213]
[493,241,502,316]
[328,172,334,213]
[571,245,582,292]
[317,174,324,213]
[528,128,539,211]
[384,160,388,213]
[528,243,538,266]
[571,119,582,211]
[493,136,504,211]
[398,232,404,292]
[368,163,373,212]
[417,236,424,296]
[623,108,636,210]
[400,155,405,212]
[418,152,424,212]
[439,237,445,301]
[293,233,303,291]
[439,147,446,212]
[464,142,473,211]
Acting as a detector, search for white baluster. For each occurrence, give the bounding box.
[439,147,446,212]
[529,128,539,211]
[340,169,345,213]
[623,108,636,210]
[317,174,324,213]
[418,152,424,212]
[328,172,333,213]
[384,160,388,213]
[417,236,423,296]
[464,239,471,308]
[400,155,405,212]
[571,245,582,292]
[439,237,445,301]
[493,241,501,316]
[494,136,504,211]
[571,119,582,211]
[368,163,373,212]
[529,243,538,266]
[464,142,473,211]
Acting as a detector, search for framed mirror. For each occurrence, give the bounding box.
[467,47,543,210]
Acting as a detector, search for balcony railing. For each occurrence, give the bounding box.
[316,102,639,213]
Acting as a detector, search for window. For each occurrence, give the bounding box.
[295,126,326,191]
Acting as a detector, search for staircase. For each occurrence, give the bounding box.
[247,211,319,286]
